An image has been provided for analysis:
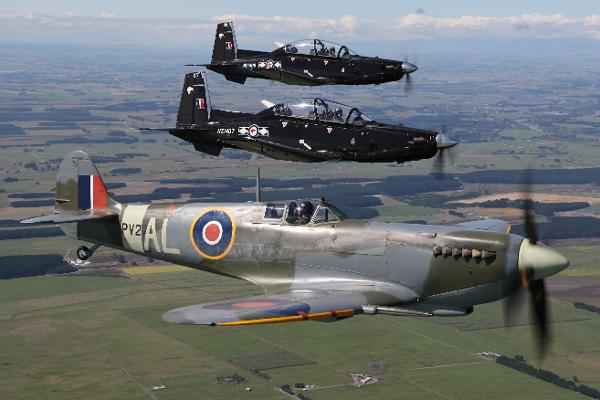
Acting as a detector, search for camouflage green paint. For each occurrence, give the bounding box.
[38,151,564,320]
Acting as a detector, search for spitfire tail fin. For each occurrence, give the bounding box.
[211,21,237,63]
[55,150,120,213]
[176,71,211,127]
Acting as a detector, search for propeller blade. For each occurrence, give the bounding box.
[404,73,413,95]
[506,170,556,359]
[522,169,538,244]
[503,285,527,327]
[529,279,549,358]
[432,149,445,180]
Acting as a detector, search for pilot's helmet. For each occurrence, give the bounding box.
[334,108,343,118]
[295,201,315,223]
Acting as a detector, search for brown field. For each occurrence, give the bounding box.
[0,206,54,220]
[466,207,525,219]
[456,192,600,204]
[548,275,600,307]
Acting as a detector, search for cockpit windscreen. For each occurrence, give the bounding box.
[282,39,358,58]
[273,98,371,124]
[264,200,345,225]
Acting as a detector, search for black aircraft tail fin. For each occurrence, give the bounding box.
[176,71,211,127]
[211,21,237,62]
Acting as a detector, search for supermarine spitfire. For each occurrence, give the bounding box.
[152,72,457,163]
[188,22,418,86]
[22,151,568,356]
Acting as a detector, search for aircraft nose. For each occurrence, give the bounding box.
[436,132,459,150]
[518,239,569,280]
[401,62,418,74]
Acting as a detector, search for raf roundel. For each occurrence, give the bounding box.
[190,208,236,260]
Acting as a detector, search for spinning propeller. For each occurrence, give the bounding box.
[503,169,569,359]
[401,57,418,94]
[432,126,458,179]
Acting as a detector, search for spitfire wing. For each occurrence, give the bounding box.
[254,68,331,86]
[162,290,367,326]
[456,219,511,233]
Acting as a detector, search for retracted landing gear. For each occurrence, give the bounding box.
[76,243,101,261]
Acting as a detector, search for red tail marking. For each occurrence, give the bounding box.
[92,175,107,209]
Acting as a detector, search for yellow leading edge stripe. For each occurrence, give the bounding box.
[216,309,355,326]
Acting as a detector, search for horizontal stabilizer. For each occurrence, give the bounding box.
[20,209,118,224]
[139,128,171,134]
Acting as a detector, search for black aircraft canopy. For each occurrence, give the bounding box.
[271,98,372,124]
[274,39,359,59]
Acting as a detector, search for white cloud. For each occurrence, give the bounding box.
[339,15,359,34]
[392,12,588,39]
[0,10,598,47]
[212,14,338,35]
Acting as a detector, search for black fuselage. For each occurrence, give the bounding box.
[170,109,438,163]
[207,49,406,86]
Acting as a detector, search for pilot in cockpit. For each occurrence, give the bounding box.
[294,201,314,224]
[285,44,298,54]
[274,103,292,116]
[333,108,343,121]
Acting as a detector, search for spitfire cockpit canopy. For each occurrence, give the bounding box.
[281,39,358,58]
[273,98,372,124]
[264,198,346,225]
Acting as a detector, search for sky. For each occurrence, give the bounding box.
[1,0,599,50]
[3,0,599,19]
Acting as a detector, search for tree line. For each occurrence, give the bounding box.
[496,355,600,399]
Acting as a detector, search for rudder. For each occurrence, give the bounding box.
[211,22,237,62]
[176,71,211,127]
[56,150,119,213]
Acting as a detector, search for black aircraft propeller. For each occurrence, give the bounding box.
[432,126,458,179]
[503,169,558,360]
[401,57,417,94]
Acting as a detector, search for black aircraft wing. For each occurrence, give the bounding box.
[253,68,333,86]
[231,136,338,162]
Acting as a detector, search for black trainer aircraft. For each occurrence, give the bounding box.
[150,72,457,164]
[187,21,418,86]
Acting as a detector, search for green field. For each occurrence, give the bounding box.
[2,46,600,400]
[1,268,599,400]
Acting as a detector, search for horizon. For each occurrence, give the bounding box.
[2,2,599,53]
